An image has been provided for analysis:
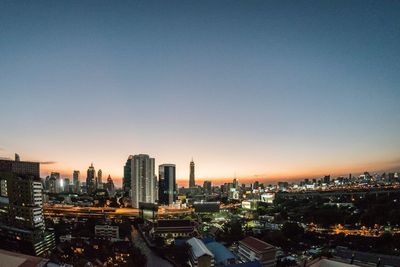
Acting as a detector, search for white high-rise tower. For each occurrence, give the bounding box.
[130,154,156,208]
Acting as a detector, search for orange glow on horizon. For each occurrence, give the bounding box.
[39,156,400,188]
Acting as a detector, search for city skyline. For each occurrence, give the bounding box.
[1,1,400,186]
[0,151,399,187]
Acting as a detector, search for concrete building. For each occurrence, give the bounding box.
[95,225,119,239]
[203,181,212,194]
[50,172,61,193]
[97,169,102,189]
[8,178,44,230]
[123,155,133,192]
[48,176,57,194]
[105,175,115,196]
[151,219,196,239]
[189,159,196,188]
[86,163,96,194]
[73,170,80,193]
[158,164,176,205]
[238,236,277,267]
[204,241,235,266]
[130,154,156,208]
[187,237,214,267]
[0,156,55,256]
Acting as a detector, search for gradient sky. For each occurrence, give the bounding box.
[1,1,400,186]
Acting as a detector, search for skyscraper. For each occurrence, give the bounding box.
[105,175,115,196]
[158,164,176,205]
[123,155,133,192]
[73,170,80,193]
[50,172,61,193]
[97,169,102,189]
[63,177,70,192]
[130,154,156,208]
[48,175,57,193]
[86,163,96,194]
[0,156,55,256]
[189,159,195,188]
[203,180,212,195]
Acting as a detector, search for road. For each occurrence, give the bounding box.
[131,226,173,267]
[43,205,192,218]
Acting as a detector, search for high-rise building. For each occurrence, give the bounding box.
[97,169,102,189]
[105,175,115,196]
[189,159,195,188]
[233,178,239,190]
[0,156,55,256]
[86,163,96,194]
[48,176,57,193]
[130,154,156,208]
[73,170,80,193]
[0,154,39,177]
[123,155,133,192]
[158,164,176,205]
[63,178,70,192]
[50,172,61,193]
[203,180,212,194]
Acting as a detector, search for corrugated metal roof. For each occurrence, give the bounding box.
[186,237,214,258]
[205,242,235,264]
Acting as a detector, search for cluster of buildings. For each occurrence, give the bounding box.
[123,154,192,208]
[187,236,275,267]
[43,164,115,197]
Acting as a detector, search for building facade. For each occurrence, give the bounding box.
[86,163,96,194]
[189,159,195,188]
[130,154,156,208]
[97,169,102,189]
[186,237,214,267]
[50,172,61,193]
[73,170,80,193]
[123,155,133,192]
[238,236,277,267]
[203,181,212,194]
[95,225,119,239]
[0,156,55,256]
[105,175,115,196]
[158,164,176,205]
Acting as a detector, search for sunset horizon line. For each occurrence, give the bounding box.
[40,164,400,187]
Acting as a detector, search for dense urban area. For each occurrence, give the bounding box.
[0,154,399,267]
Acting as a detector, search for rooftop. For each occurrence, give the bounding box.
[156,219,193,228]
[0,249,48,267]
[205,241,235,264]
[186,237,214,258]
[239,236,276,253]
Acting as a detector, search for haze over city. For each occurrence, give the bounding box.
[1,1,399,186]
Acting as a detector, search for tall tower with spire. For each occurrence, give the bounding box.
[189,158,195,188]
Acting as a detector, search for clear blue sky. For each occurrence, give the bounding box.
[1,1,399,184]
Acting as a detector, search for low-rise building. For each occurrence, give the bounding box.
[194,202,220,213]
[187,237,214,267]
[241,200,259,210]
[204,241,235,266]
[151,219,197,239]
[95,225,119,239]
[238,236,277,267]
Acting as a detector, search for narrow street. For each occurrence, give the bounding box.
[131,226,173,267]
